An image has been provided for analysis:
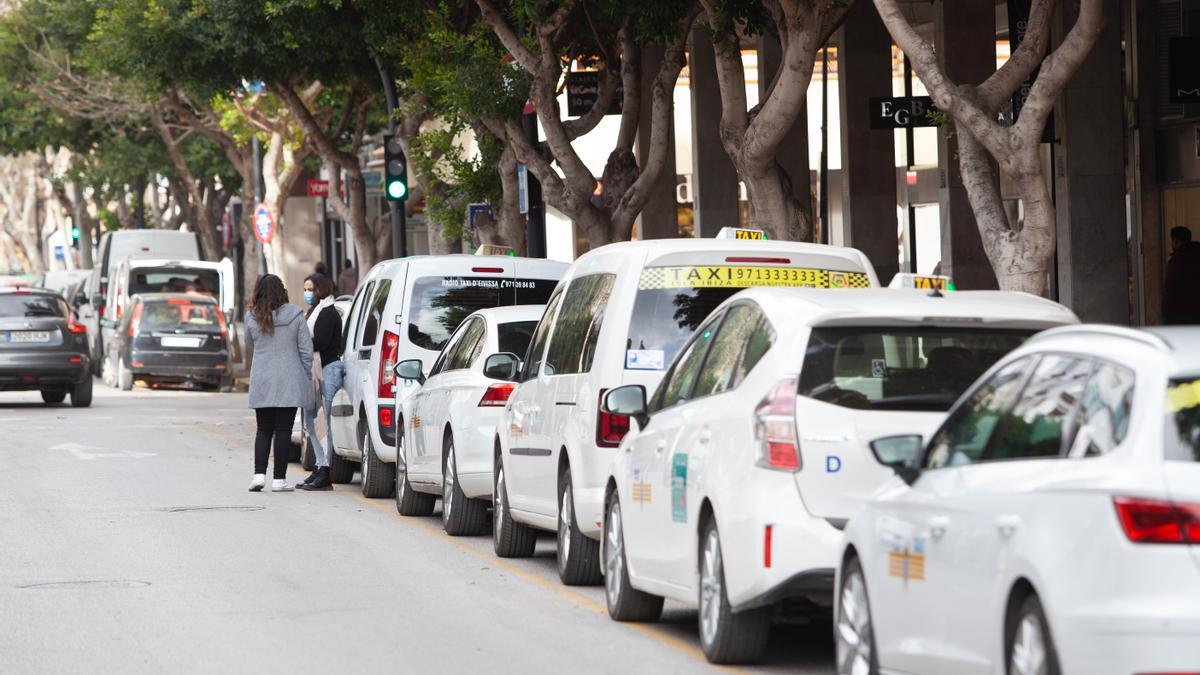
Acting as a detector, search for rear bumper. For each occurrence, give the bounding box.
[130,349,227,381]
[0,353,90,389]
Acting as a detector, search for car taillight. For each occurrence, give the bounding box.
[378,330,399,399]
[479,383,515,407]
[596,388,630,448]
[1114,497,1200,544]
[754,377,800,472]
[129,303,144,337]
[67,315,86,334]
[379,406,394,429]
[215,310,229,340]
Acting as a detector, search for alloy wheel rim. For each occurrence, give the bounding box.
[361,432,369,484]
[835,570,873,675]
[699,529,722,646]
[443,444,455,525]
[605,502,623,607]
[1010,612,1048,675]
[494,466,505,532]
[558,483,573,571]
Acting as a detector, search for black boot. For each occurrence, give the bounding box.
[298,467,332,491]
[301,468,319,485]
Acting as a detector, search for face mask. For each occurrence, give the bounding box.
[303,291,315,305]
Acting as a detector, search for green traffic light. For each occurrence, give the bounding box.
[71,227,80,238]
[387,180,407,201]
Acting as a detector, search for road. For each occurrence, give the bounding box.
[0,385,835,674]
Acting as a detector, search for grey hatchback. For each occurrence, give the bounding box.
[0,286,92,406]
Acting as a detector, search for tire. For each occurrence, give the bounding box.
[604,492,663,621]
[40,389,67,404]
[395,438,436,517]
[360,426,395,498]
[835,556,879,675]
[117,358,133,391]
[557,467,602,586]
[493,453,536,557]
[218,376,233,393]
[70,376,93,408]
[100,355,115,388]
[1006,593,1061,675]
[442,433,488,536]
[301,436,316,471]
[328,446,356,484]
[698,518,770,664]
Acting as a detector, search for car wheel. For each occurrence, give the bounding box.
[698,518,770,664]
[117,357,133,391]
[328,433,356,484]
[604,492,663,621]
[40,389,67,404]
[836,556,879,675]
[360,426,395,498]
[492,454,536,557]
[1007,593,1061,675]
[556,468,602,586]
[441,434,488,536]
[100,354,115,388]
[301,436,316,471]
[394,444,435,517]
[70,375,93,408]
[218,376,234,393]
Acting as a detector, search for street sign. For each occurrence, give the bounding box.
[254,205,274,244]
[869,97,937,129]
[1169,36,1200,103]
[363,170,383,196]
[307,179,330,197]
[566,71,623,117]
[54,245,64,260]
[517,164,529,215]
[466,203,493,234]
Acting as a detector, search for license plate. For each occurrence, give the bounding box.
[8,331,50,343]
[161,336,202,348]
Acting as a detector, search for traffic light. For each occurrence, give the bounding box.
[70,225,80,248]
[383,135,408,202]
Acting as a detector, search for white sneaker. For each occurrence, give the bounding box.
[271,479,294,492]
[249,474,266,492]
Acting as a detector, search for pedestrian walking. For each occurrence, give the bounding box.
[338,259,357,296]
[245,274,313,492]
[314,261,329,276]
[1163,226,1200,325]
[298,273,344,491]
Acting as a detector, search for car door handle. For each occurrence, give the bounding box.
[996,515,1021,538]
[928,516,950,540]
[699,428,712,444]
[654,439,666,454]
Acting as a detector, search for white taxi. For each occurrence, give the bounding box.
[393,305,542,535]
[493,233,880,587]
[600,287,1078,664]
[836,325,1200,675]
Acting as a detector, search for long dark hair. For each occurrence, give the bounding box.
[304,273,335,318]
[250,274,289,335]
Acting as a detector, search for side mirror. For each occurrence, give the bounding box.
[869,435,924,485]
[73,291,88,307]
[483,352,520,381]
[394,359,425,385]
[603,385,650,430]
[90,293,103,307]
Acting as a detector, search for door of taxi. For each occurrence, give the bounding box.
[422,318,486,472]
[332,279,375,456]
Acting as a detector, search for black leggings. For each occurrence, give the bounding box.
[255,407,298,479]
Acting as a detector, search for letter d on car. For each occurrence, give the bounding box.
[826,455,842,473]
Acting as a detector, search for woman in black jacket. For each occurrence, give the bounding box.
[298,273,344,490]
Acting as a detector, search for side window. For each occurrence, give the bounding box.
[1071,361,1136,457]
[693,304,770,399]
[521,289,563,382]
[989,356,1092,461]
[925,356,1035,469]
[445,319,486,372]
[544,273,615,376]
[359,279,392,348]
[350,281,376,350]
[427,327,463,378]
[655,316,720,411]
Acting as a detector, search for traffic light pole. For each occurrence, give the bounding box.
[375,55,407,259]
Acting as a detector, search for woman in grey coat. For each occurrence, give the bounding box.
[245,274,314,492]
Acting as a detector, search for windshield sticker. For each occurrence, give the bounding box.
[671,453,688,523]
[626,349,665,371]
[1167,379,1200,413]
[632,468,652,506]
[638,266,870,290]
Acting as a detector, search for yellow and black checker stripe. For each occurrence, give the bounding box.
[638,266,871,291]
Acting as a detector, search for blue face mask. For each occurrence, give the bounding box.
[303,291,315,305]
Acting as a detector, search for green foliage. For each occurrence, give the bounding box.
[412,122,503,240]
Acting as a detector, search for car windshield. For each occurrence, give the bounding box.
[0,294,66,318]
[1166,378,1200,462]
[625,263,871,369]
[798,326,1034,411]
[497,320,538,356]
[140,301,220,332]
[130,267,220,300]
[408,276,557,352]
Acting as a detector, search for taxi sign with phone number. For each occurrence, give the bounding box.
[639,265,871,290]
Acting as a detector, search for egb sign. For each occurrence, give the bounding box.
[869,96,938,129]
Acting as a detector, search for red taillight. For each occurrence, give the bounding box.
[754,377,800,472]
[378,330,399,399]
[596,388,630,448]
[472,267,504,274]
[214,309,229,340]
[379,406,394,429]
[479,383,515,407]
[67,315,86,334]
[129,303,143,337]
[725,256,791,265]
[1114,497,1200,544]
[764,525,773,568]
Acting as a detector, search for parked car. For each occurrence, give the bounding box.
[836,324,1200,675]
[102,293,231,391]
[0,286,92,406]
[329,255,567,495]
[600,287,1077,663]
[394,305,543,534]
[492,236,880,588]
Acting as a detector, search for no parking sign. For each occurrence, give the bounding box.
[254,205,275,244]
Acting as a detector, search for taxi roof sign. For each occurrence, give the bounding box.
[889,273,954,291]
[474,244,515,256]
[716,227,768,241]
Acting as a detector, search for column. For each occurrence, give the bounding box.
[689,29,740,237]
[838,2,900,283]
[934,0,999,289]
[637,46,679,240]
[758,36,814,233]
[1054,0,1128,323]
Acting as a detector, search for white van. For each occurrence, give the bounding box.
[330,255,568,497]
[78,230,204,370]
[492,238,879,585]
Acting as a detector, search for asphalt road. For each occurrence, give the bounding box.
[0,384,835,674]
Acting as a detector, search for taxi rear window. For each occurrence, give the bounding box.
[407,276,558,352]
[1166,378,1200,462]
[625,262,871,370]
[140,301,220,331]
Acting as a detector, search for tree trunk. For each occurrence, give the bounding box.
[67,181,95,269]
[151,109,221,260]
[494,145,525,252]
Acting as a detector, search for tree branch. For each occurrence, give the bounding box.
[474,0,539,71]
